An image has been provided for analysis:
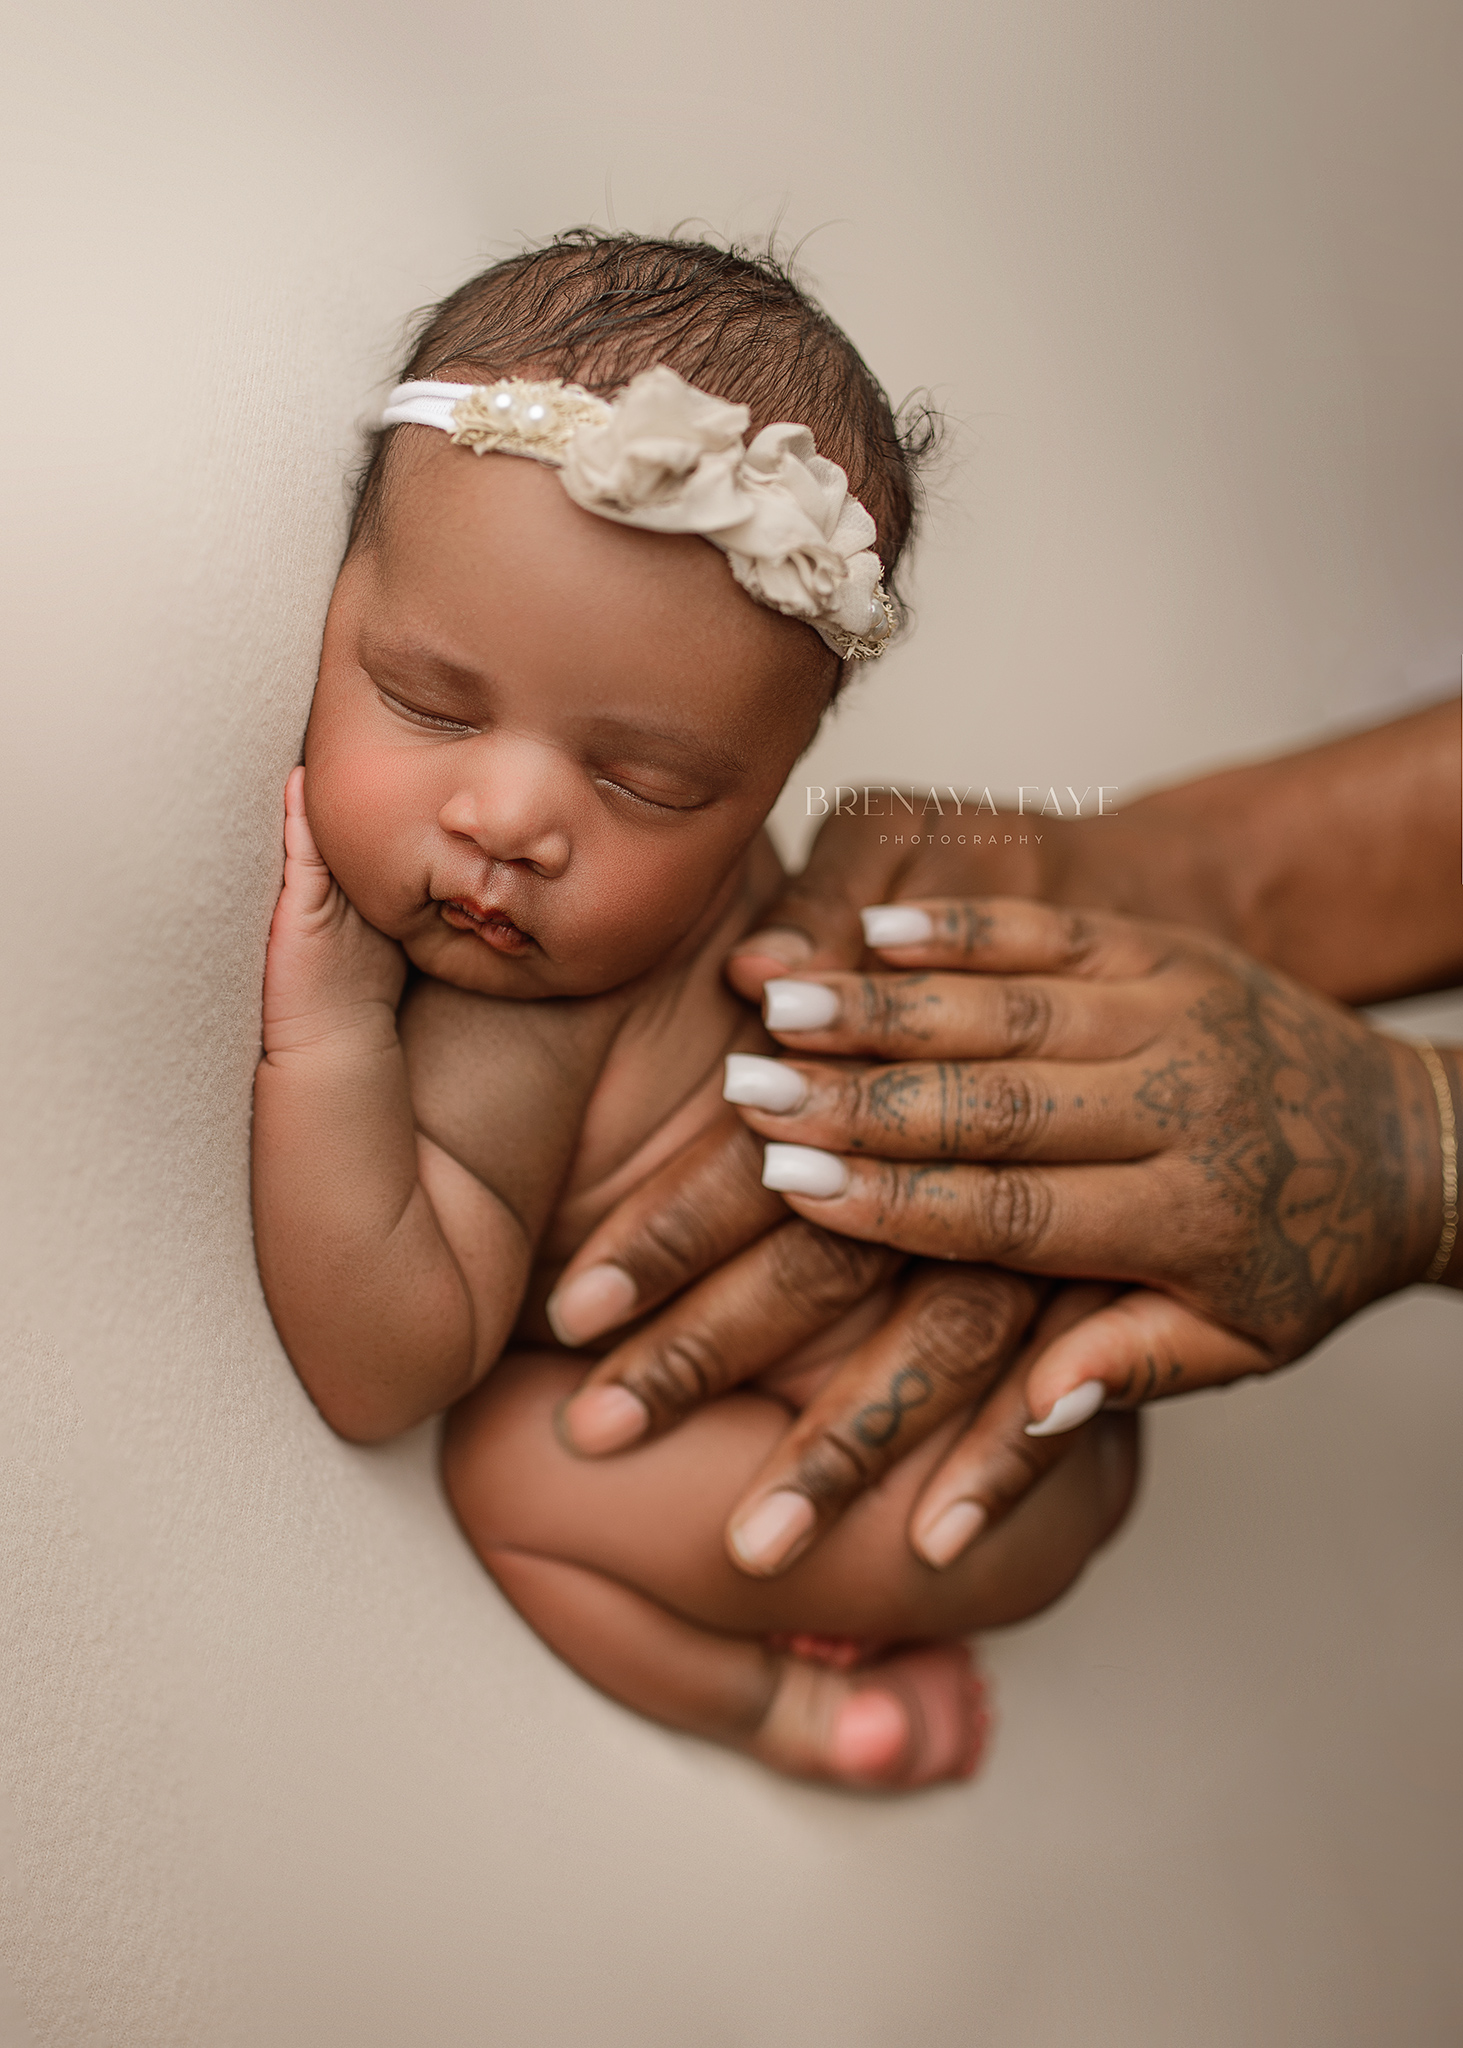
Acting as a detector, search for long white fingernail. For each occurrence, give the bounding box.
[724,1054,810,1113]
[762,1143,850,1198]
[764,980,840,1031]
[861,905,934,948]
[1024,1380,1106,1437]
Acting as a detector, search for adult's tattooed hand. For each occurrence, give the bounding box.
[719,896,1459,1565]
[545,1095,1142,1580]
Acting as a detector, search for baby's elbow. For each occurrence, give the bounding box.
[297,1357,453,1446]
[265,1289,482,1443]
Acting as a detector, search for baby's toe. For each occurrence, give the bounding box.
[829,1689,909,1776]
[752,1641,990,1792]
[768,1631,889,1672]
[840,1644,991,1790]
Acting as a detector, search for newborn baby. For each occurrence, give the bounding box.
[253,232,1135,1790]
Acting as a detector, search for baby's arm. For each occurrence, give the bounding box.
[445,1350,1136,1786]
[252,772,609,1441]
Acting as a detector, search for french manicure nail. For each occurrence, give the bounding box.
[1024,1379,1106,1437]
[561,1384,650,1454]
[762,1143,850,1198]
[729,1490,816,1573]
[545,1263,638,1346]
[860,904,934,948]
[917,1499,987,1568]
[723,1053,809,1113]
[730,926,813,970]
[764,979,840,1031]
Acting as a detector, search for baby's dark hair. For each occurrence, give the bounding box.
[351,229,933,592]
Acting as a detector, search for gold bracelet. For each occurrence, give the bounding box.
[1415,1039,1459,1285]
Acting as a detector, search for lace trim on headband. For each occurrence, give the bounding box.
[381,367,895,661]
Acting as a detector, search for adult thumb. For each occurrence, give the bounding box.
[727,817,895,999]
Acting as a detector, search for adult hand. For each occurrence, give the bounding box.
[547,1108,1115,1578]
[726,700,1463,1008]
[727,898,1454,1510]
[723,800,1233,1003]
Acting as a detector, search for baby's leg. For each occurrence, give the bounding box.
[444,1351,1136,1787]
[483,1544,988,1787]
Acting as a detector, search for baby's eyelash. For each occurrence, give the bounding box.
[595,776,701,816]
[378,688,475,734]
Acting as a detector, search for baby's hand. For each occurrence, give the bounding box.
[262,767,406,1057]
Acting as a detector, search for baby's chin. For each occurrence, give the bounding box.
[401,916,656,1002]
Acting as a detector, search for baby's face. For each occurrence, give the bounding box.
[305,443,832,998]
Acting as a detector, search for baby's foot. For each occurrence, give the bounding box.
[750,1641,990,1791]
[765,1631,889,1672]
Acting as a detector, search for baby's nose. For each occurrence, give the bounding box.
[437,748,571,876]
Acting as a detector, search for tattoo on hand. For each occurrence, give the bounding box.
[852,1364,934,1447]
[936,904,997,952]
[1178,962,1412,1342]
[1134,1058,1199,1132]
[853,973,940,1042]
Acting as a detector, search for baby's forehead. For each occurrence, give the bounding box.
[346,453,830,745]
[373,438,820,651]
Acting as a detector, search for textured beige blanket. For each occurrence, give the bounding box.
[2,1,1460,2040]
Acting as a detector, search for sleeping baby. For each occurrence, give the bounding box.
[252,230,1135,1790]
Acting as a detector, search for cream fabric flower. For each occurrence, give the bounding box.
[560,368,886,650]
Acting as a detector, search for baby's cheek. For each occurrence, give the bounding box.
[566,839,725,971]
[307,751,423,929]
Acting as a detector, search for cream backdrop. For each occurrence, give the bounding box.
[2,1,1461,2042]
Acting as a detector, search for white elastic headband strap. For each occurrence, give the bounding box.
[381,381,478,432]
[379,366,895,661]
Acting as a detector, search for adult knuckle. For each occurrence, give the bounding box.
[633,1328,727,1413]
[793,1430,869,1506]
[906,1278,1021,1387]
[1058,912,1103,971]
[976,1167,1055,1257]
[767,1223,886,1312]
[630,1200,719,1289]
[882,1162,953,1245]
[973,1066,1050,1153]
[849,1065,915,1142]
[855,974,899,1039]
[999,980,1055,1055]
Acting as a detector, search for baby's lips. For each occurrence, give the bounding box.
[438,893,539,956]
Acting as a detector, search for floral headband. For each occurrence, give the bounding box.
[381,365,895,661]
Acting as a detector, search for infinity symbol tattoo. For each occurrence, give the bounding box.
[853,1365,934,1448]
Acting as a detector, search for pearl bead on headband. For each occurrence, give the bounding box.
[381,365,897,661]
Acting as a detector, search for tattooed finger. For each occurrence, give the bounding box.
[723,1265,1041,1577]
[860,896,1171,980]
[1022,1289,1275,1429]
[729,1053,1172,1163]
